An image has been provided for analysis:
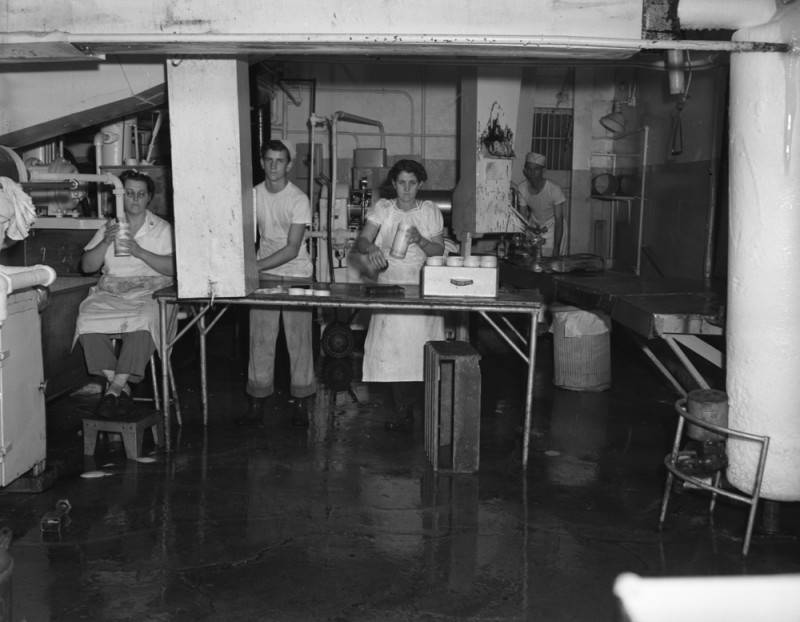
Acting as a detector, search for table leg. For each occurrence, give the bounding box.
[158,298,171,451]
[522,309,539,469]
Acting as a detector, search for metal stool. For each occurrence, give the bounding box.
[659,393,770,557]
[424,341,482,473]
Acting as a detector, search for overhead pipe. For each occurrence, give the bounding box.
[328,111,386,283]
[73,32,789,53]
[323,87,414,152]
[27,171,124,221]
[332,111,385,149]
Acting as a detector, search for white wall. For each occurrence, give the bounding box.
[0,63,164,137]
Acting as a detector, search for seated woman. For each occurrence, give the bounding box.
[354,159,445,431]
[75,169,175,418]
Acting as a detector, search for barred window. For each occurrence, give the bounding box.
[531,108,573,171]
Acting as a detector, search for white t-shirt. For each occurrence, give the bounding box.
[254,181,312,278]
[518,178,566,227]
[84,210,173,277]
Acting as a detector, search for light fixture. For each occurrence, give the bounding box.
[600,108,626,136]
[666,49,686,95]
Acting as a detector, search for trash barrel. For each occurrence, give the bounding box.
[551,305,611,391]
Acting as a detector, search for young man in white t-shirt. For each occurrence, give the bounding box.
[238,139,315,427]
[517,151,567,257]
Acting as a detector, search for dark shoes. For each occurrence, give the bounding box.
[236,397,266,427]
[385,406,414,433]
[95,393,118,418]
[94,391,135,418]
[236,394,312,427]
[290,397,311,428]
[117,391,134,417]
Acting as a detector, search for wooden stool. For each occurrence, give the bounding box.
[82,412,163,460]
[424,341,482,473]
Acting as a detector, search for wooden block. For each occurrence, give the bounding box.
[424,341,482,473]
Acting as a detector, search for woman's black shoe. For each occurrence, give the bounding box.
[385,406,414,432]
[290,397,310,427]
[95,393,118,418]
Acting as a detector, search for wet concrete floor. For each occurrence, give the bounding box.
[1,311,799,621]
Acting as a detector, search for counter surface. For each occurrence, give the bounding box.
[156,280,542,313]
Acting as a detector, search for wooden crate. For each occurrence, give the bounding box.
[424,341,482,473]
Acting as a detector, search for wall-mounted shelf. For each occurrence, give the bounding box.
[32,218,105,230]
[589,126,649,275]
[590,195,639,202]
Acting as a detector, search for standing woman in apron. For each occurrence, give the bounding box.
[355,160,445,431]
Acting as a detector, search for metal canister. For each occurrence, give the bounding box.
[389,222,413,259]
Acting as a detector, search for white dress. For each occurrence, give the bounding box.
[361,199,445,383]
[74,210,174,345]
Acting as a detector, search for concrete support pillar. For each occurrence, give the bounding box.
[726,6,800,501]
[452,66,522,241]
[166,58,257,298]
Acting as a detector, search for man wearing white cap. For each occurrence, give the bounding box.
[517,151,566,257]
[239,138,316,427]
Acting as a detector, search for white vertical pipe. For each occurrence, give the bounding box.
[726,5,800,501]
[678,0,776,31]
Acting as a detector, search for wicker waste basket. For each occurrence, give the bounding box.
[551,305,611,391]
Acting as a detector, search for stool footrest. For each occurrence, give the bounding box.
[82,412,163,460]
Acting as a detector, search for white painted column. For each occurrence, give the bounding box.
[167,58,257,298]
[452,66,522,240]
[726,5,800,501]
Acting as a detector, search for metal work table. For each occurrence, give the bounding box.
[155,282,543,467]
[552,271,724,394]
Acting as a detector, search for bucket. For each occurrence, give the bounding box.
[100,122,123,166]
[686,389,728,442]
[552,306,611,391]
[591,173,619,196]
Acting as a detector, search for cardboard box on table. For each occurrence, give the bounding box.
[421,266,498,298]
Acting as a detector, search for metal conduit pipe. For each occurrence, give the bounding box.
[332,111,385,148]
[322,87,415,153]
[74,33,788,53]
[308,113,329,282]
[27,171,125,220]
[328,111,386,283]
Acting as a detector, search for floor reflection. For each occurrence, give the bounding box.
[1,326,799,621]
